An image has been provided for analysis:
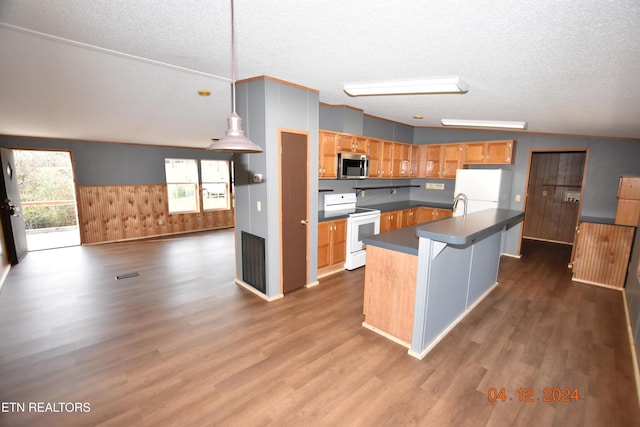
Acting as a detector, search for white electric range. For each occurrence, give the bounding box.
[323,193,381,270]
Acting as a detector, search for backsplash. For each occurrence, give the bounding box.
[318,178,455,209]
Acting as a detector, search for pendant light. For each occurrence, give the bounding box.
[207,0,263,153]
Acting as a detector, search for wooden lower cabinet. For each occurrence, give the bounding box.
[572,221,635,288]
[401,208,418,227]
[363,245,417,345]
[433,208,453,221]
[318,219,347,273]
[378,207,454,234]
[380,210,403,233]
[417,207,452,224]
[417,207,434,223]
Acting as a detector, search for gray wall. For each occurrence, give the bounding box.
[318,104,363,135]
[0,135,231,186]
[319,104,414,143]
[235,77,319,298]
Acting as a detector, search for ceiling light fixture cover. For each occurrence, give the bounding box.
[440,119,528,130]
[343,77,468,97]
[207,0,263,153]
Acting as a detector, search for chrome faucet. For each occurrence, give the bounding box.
[453,192,468,217]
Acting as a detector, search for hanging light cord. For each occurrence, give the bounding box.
[230,0,237,114]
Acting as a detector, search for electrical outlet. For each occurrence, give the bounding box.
[257,201,261,212]
[564,191,580,202]
[361,190,365,198]
[515,194,521,202]
[392,188,397,195]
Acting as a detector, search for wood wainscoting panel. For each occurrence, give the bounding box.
[77,185,234,244]
[572,222,635,288]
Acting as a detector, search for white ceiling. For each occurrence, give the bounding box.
[1,0,639,148]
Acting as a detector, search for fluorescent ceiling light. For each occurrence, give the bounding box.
[344,77,468,96]
[440,119,528,130]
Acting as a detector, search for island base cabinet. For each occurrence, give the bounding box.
[363,245,417,345]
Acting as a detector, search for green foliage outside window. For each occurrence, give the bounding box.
[14,150,78,230]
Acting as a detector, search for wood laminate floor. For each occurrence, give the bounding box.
[0,230,638,426]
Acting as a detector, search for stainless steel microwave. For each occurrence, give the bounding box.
[337,153,369,179]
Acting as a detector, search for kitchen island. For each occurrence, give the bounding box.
[362,208,524,359]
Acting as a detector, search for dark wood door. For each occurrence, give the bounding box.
[281,132,308,293]
[0,148,28,264]
[523,151,586,244]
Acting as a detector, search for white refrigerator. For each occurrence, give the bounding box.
[453,169,512,217]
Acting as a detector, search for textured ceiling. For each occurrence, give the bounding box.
[1,0,639,148]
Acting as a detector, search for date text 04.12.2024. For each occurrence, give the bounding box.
[487,387,580,403]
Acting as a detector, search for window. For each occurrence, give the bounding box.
[201,160,231,210]
[165,159,199,213]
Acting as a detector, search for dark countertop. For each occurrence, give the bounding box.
[579,216,616,225]
[416,209,524,245]
[364,208,524,253]
[319,200,453,222]
[363,225,423,256]
[362,201,453,212]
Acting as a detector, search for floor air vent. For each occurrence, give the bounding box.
[115,272,140,280]
[241,231,266,293]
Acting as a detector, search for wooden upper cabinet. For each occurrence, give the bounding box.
[463,143,486,164]
[380,140,394,178]
[392,143,408,177]
[441,144,463,179]
[408,145,419,177]
[462,140,515,165]
[337,134,368,154]
[486,140,514,164]
[319,130,338,179]
[418,145,442,178]
[368,138,382,178]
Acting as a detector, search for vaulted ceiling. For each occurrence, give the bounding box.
[1,0,639,148]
